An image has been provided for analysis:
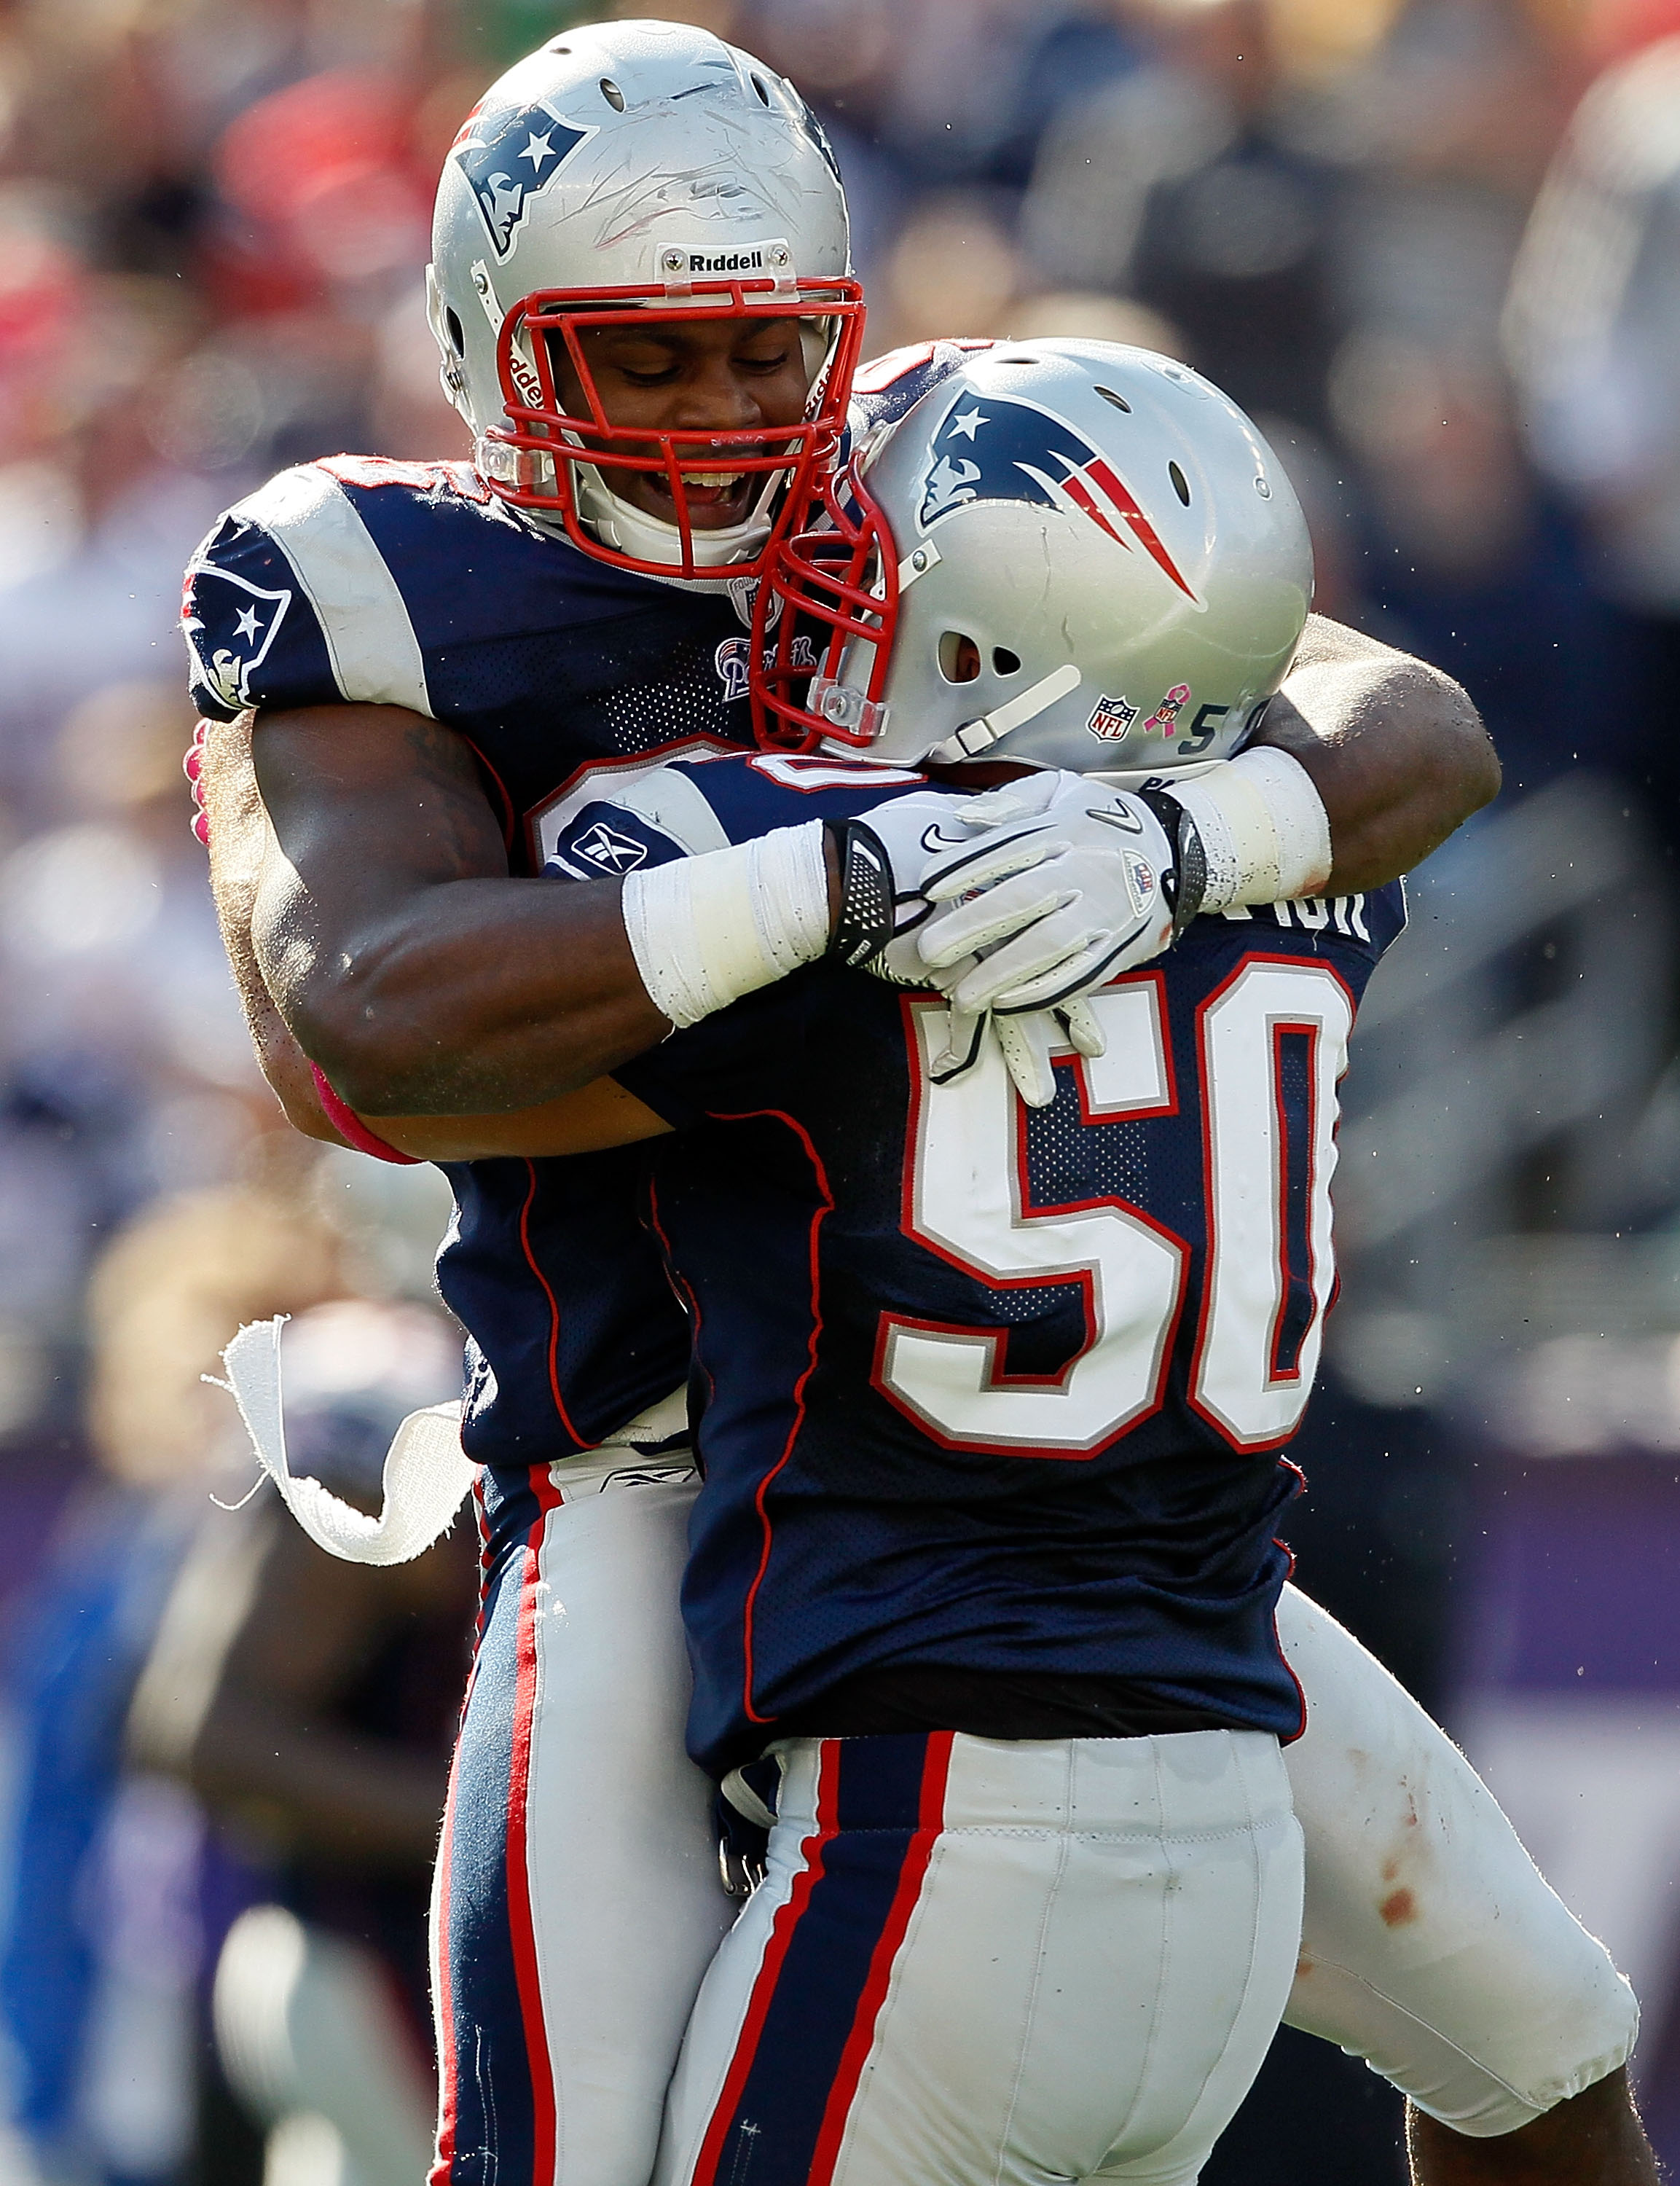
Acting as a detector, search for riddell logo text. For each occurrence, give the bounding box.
[687,248,767,273]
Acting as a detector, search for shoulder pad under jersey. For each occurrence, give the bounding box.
[181,453,665,723]
[537,751,928,880]
[181,459,468,721]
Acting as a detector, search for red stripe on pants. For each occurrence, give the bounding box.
[691,1744,841,2186]
[505,1473,565,2181]
[806,1733,954,2183]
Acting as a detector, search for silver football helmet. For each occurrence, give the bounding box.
[427,20,864,577]
[752,340,1312,770]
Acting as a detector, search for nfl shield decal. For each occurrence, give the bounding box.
[1086,694,1139,742]
[182,565,293,715]
[452,99,595,259]
[916,394,1198,600]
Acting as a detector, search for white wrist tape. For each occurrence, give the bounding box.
[620,821,831,1027]
[1169,747,1332,912]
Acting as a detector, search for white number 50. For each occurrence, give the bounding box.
[874,960,1354,1458]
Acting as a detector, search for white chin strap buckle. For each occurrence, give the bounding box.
[927,662,1081,764]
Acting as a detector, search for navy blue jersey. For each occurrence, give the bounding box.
[179,344,988,1478]
[559,756,1409,1776]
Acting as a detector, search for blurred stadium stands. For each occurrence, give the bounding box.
[0,0,1678,2177]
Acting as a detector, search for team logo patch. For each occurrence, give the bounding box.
[182,566,292,713]
[1086,694,1138,742]
[715,632,815,704]
[915,395,1198,600]
[1142,684,1191,735]
[715,636,753,704]
[452,98,594,259]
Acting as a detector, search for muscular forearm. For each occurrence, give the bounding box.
[263,860,670,1116]
[200,717,352,1145]
[1259,615,1499,893]
[251,702,849,1118]
[250,704,680,1115]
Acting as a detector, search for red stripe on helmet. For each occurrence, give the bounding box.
[1085,458,1198,600]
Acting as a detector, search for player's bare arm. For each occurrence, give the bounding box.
[200,713,351,1146]
[1257,614,1499,895]
[248,700,691,1116]
[1410,2069,1657,2185]
[219,617,1492,1137]
[208,719,664,1153]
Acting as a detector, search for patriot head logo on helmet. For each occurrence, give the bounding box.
[451,98,595,260]
[750,340,1313,775]
[915,393,1197,600]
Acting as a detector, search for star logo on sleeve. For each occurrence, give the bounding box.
[182,567,294,714]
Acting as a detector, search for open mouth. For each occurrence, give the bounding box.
[645,469,755,527]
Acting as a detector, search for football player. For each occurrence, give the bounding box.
[282,345,1647,2186]
[179,20,1646,2186]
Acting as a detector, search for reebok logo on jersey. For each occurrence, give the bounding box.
[568,820,651,874]
[452,98,594,259]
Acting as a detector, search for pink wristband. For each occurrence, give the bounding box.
[184,723,210,847]
[310,1064,420,1165]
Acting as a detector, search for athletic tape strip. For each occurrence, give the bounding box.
[1166,745,1331,912]
[208,1317,476,1564]
[622,820,831,1027]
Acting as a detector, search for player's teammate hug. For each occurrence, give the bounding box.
[184,20,1654,2186]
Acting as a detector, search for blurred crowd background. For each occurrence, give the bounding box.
[0,0,1678,2179]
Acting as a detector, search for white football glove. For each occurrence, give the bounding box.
[830,772,1184,1108]
[912,773,1179,1009]
[927,994,1110,1109]
[914,775,1179,1102]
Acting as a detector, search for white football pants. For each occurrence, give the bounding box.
[653,1728,1304,2186]
[431,1465,1638,2184]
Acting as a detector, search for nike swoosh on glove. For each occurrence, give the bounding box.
[907,774,1180,1100]
[833,768,1157,979]
[831,771,1182,1107]
[914,774,1179,1008]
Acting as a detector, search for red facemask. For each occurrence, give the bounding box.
[479,274,867,583]
[750,457,903,752]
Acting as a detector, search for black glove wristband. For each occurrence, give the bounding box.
[826,818,897,970]
[1134,787,1206,938]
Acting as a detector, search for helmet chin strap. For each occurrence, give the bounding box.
[924,664,1083,764]
[572,460,780,571]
